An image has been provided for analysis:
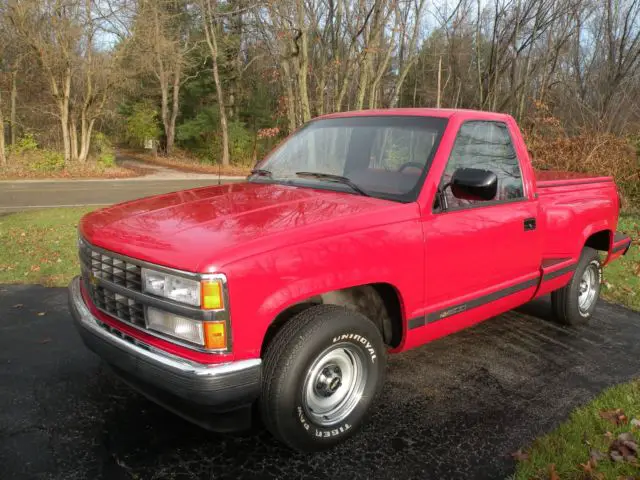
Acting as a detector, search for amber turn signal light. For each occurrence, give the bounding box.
[201,280,224,310]
[204,321,227,350]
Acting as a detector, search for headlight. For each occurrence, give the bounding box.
[147,307,204,345]
[142,269,200,306]
[141,268,225,310]
[146,307,227,349]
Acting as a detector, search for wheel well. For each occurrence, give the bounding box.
[585,230,611,252]
[261,283,404,356]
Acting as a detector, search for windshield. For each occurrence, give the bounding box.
[251,115,448,202]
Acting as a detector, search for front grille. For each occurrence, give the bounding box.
[79,239,146,328]
[90,284,146,327]
[79,240,142,290]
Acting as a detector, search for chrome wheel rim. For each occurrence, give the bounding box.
[302,343,368,427]
[578,264,599,313]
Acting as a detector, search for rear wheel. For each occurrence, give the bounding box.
[551,247,601,325]
[260,305,386,452]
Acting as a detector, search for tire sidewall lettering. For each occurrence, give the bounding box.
[296,405,353,438]
[331,333,377,363]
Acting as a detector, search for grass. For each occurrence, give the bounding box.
[514,380,640,479]
[0,207,95,287]
[601,212,640,311]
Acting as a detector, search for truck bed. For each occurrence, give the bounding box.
[535,170,614,188]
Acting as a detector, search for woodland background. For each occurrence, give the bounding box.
[0,0,639,201]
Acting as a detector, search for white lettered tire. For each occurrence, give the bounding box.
[551,247,602,325]
[260,305,386,451]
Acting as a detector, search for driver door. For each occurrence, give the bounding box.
[422,121,540,326]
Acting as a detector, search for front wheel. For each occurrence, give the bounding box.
[260,305,386,452]
[551,247,601,325]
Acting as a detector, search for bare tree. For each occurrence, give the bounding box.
[8,0,122,163]
[130,0,196,154]
[199,0,231,166]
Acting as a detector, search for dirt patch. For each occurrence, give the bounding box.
[122,149,252,176]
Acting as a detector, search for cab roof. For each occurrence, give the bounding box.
[317,108,514,122]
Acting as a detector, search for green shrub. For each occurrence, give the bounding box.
[98,152,116,168]
[10,133,38,155]
[177,112,254,165]
[126,102,161,147]
[228,120,254,164]
[92,132,112,154]
[32,151,65,172]
[92,132,116,168]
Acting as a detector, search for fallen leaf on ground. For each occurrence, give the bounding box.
[611,451,625,462]
[609,432,638,464]
[580,458,596,473]
[36,312,46,316]
[600,409,628,425]
[631,418,640,429]
[549,463,560,480]
[511,449,528,461]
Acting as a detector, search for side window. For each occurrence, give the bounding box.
[440,121,524,209]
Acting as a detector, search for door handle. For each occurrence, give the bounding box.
[524,218,536,231]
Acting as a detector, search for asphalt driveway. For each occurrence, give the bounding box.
[1,284,640,480]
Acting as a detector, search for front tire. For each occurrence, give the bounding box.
[260,305,386,452]
[551,247,601,325]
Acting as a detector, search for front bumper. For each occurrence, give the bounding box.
[69,277,261,427]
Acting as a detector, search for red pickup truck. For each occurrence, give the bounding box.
[69,108,631,451]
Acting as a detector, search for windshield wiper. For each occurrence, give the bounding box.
[295,171,369,197]
[250,168,272,177]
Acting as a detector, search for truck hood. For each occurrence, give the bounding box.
[80,182,404,272]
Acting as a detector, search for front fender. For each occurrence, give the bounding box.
[222,220,425,360]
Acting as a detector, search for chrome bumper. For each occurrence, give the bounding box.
[68,276,261,411]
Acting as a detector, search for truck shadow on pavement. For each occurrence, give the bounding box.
[1,284,640,480]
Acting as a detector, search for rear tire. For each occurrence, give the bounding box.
[551,247,601,325]
[260,305,386,452]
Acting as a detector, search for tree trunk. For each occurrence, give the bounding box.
[167,62,181,154]
[0,89,6,166]
[281,58,297,132]
[10,70,17,146]
[54,68,73,163]
[60,105,71,163]
[436,56,442,108]
[213,60,230,166]
[369,28,395,109]
[295,1,311,122]
[355,65,370,109]
[69,116,79,162]
[476,0,483,108]
[202,0,230,166]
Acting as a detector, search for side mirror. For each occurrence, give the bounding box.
[450,168,498,201]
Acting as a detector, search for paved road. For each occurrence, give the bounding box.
[2,285,640,479]
[0,179,243,213]
[0,158,244,213]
